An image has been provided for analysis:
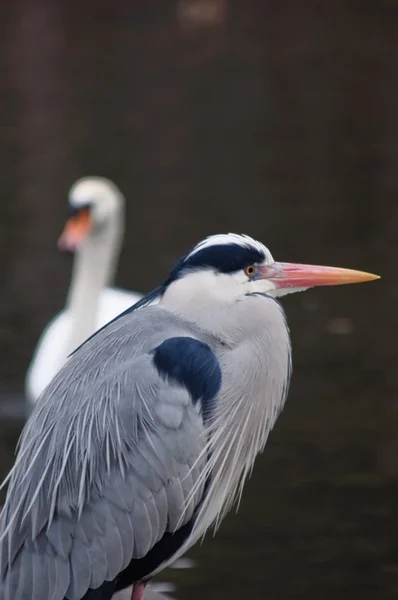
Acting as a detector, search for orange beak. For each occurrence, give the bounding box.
[58,208,92,252]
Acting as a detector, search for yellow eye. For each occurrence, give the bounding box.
[244,265,256,277]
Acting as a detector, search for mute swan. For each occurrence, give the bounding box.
[25,177,143,408]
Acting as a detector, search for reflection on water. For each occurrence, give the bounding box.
[0,1,397,599]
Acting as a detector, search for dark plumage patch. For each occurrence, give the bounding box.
[173,242,265,276]
[82,488,209,599]
[153,337,221,421]
[81,580,116,599]
[67,201,92,218]
[114,515,196,592]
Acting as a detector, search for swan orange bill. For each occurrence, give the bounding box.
[58,207,92,252]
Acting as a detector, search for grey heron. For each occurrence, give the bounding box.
[0,233,378,600]
[26,177,143,407]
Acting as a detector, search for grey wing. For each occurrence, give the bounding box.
[0,351,208,600]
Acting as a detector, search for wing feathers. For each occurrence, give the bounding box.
[46,517,74,560]
[68,541,91,599]
[0,318,218,599]
[86,534,108,590]
[153,487,168,541]
[144,492,160,545]
[131,499,153,559]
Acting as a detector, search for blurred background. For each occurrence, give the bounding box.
[0,1,397,598]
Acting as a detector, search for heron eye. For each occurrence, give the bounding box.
[244,265,256,277]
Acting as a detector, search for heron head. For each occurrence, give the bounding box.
[162,233,379,303]
[58,177,124,252]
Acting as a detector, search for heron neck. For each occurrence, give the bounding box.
[159,271,244,345]
[156,292,292,566]
[65,210,124,356]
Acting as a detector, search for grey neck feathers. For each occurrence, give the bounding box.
[65,210,124,356]
[159,274,267,347]
[159,290,292,563]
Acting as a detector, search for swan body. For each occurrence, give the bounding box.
[25,177,143,408]
[26,288,142,405]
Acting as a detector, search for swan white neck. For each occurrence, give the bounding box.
[65,209,124,355]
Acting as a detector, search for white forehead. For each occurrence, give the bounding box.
[69,177,121,207]
[189,233,274,263]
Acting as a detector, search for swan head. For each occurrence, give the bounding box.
[58,177,125,251]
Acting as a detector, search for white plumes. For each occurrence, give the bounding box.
[0,370,141,545]
[187,233,274,264]
[183,364,289,539]
[161,294,292,572]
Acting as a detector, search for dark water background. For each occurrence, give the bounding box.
[0,1,398,598]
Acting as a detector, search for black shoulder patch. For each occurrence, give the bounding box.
[153,337,221,421]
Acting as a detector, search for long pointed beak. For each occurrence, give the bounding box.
[58,208,92,252]
[256,262,380,289]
